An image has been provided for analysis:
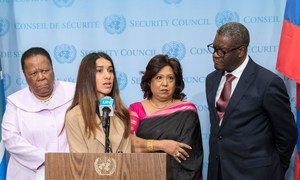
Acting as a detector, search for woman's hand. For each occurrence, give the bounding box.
[131,135,145,153]
[130,135,192,163]
[155,139,192,163]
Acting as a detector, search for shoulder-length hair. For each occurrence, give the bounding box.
[68,52,130,138]
[140,54,186,100]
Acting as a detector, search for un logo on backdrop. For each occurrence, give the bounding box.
[3,73,11,90]
[53,0,74,7]
[215,10,239,27]
[116,71,128,91]
[104,15,126,34]
[54,44,76,64]
[162,41,186,61]
[0,18,9,36]
[164,0,182,4]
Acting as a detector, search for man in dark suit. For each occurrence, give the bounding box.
[205,22,297,180]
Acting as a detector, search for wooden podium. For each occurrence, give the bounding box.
[45,153,168,180]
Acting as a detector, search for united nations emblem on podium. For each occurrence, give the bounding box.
[94,157,117,176]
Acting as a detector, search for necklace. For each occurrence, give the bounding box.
[40,92,54,105]
[149,99,173,109]
[38,85,56,105]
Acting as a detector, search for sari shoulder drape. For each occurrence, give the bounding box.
[129,101,203,180]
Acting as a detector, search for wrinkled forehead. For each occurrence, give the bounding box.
[24,55,52,70]
[213,35,236,48]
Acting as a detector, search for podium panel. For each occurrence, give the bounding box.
[45,153,168,180]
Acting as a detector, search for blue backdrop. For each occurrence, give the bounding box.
[0,0,297,179]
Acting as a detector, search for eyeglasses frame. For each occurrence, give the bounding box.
[207,43,246,57]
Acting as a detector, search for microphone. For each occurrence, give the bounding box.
[99,96,114,117]
[99,96,114,153]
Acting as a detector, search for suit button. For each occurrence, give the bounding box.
[215,156,219,160]
[218,135,223,140]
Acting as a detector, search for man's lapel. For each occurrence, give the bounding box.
[219,58,257,130]
[208,71,223,123]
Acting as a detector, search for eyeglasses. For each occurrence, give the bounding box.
[207,43,244,57]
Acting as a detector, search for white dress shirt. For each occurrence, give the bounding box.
[215,55,249,125]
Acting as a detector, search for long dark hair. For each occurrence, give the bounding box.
[68,52,130,138]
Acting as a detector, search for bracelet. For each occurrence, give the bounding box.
[146,140,154,152]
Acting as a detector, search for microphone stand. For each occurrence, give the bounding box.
[102,108,111,153]
[104,117,111,153]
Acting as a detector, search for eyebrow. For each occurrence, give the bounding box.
[155,73,174,76]
[26,67,50,72]
[96,65,113,68]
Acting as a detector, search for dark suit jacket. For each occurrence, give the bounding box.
[205,58,297,180]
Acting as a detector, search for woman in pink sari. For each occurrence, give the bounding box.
[129,54,203,180]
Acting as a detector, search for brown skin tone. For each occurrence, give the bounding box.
[212,35,247,72]
[131,65,192,163]
[23,55,55,100]
[150,65,176,103]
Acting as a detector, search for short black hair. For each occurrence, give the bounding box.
[21,47,52,71]
[217,22,250,47]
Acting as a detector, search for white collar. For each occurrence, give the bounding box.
[225,54,249,78]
